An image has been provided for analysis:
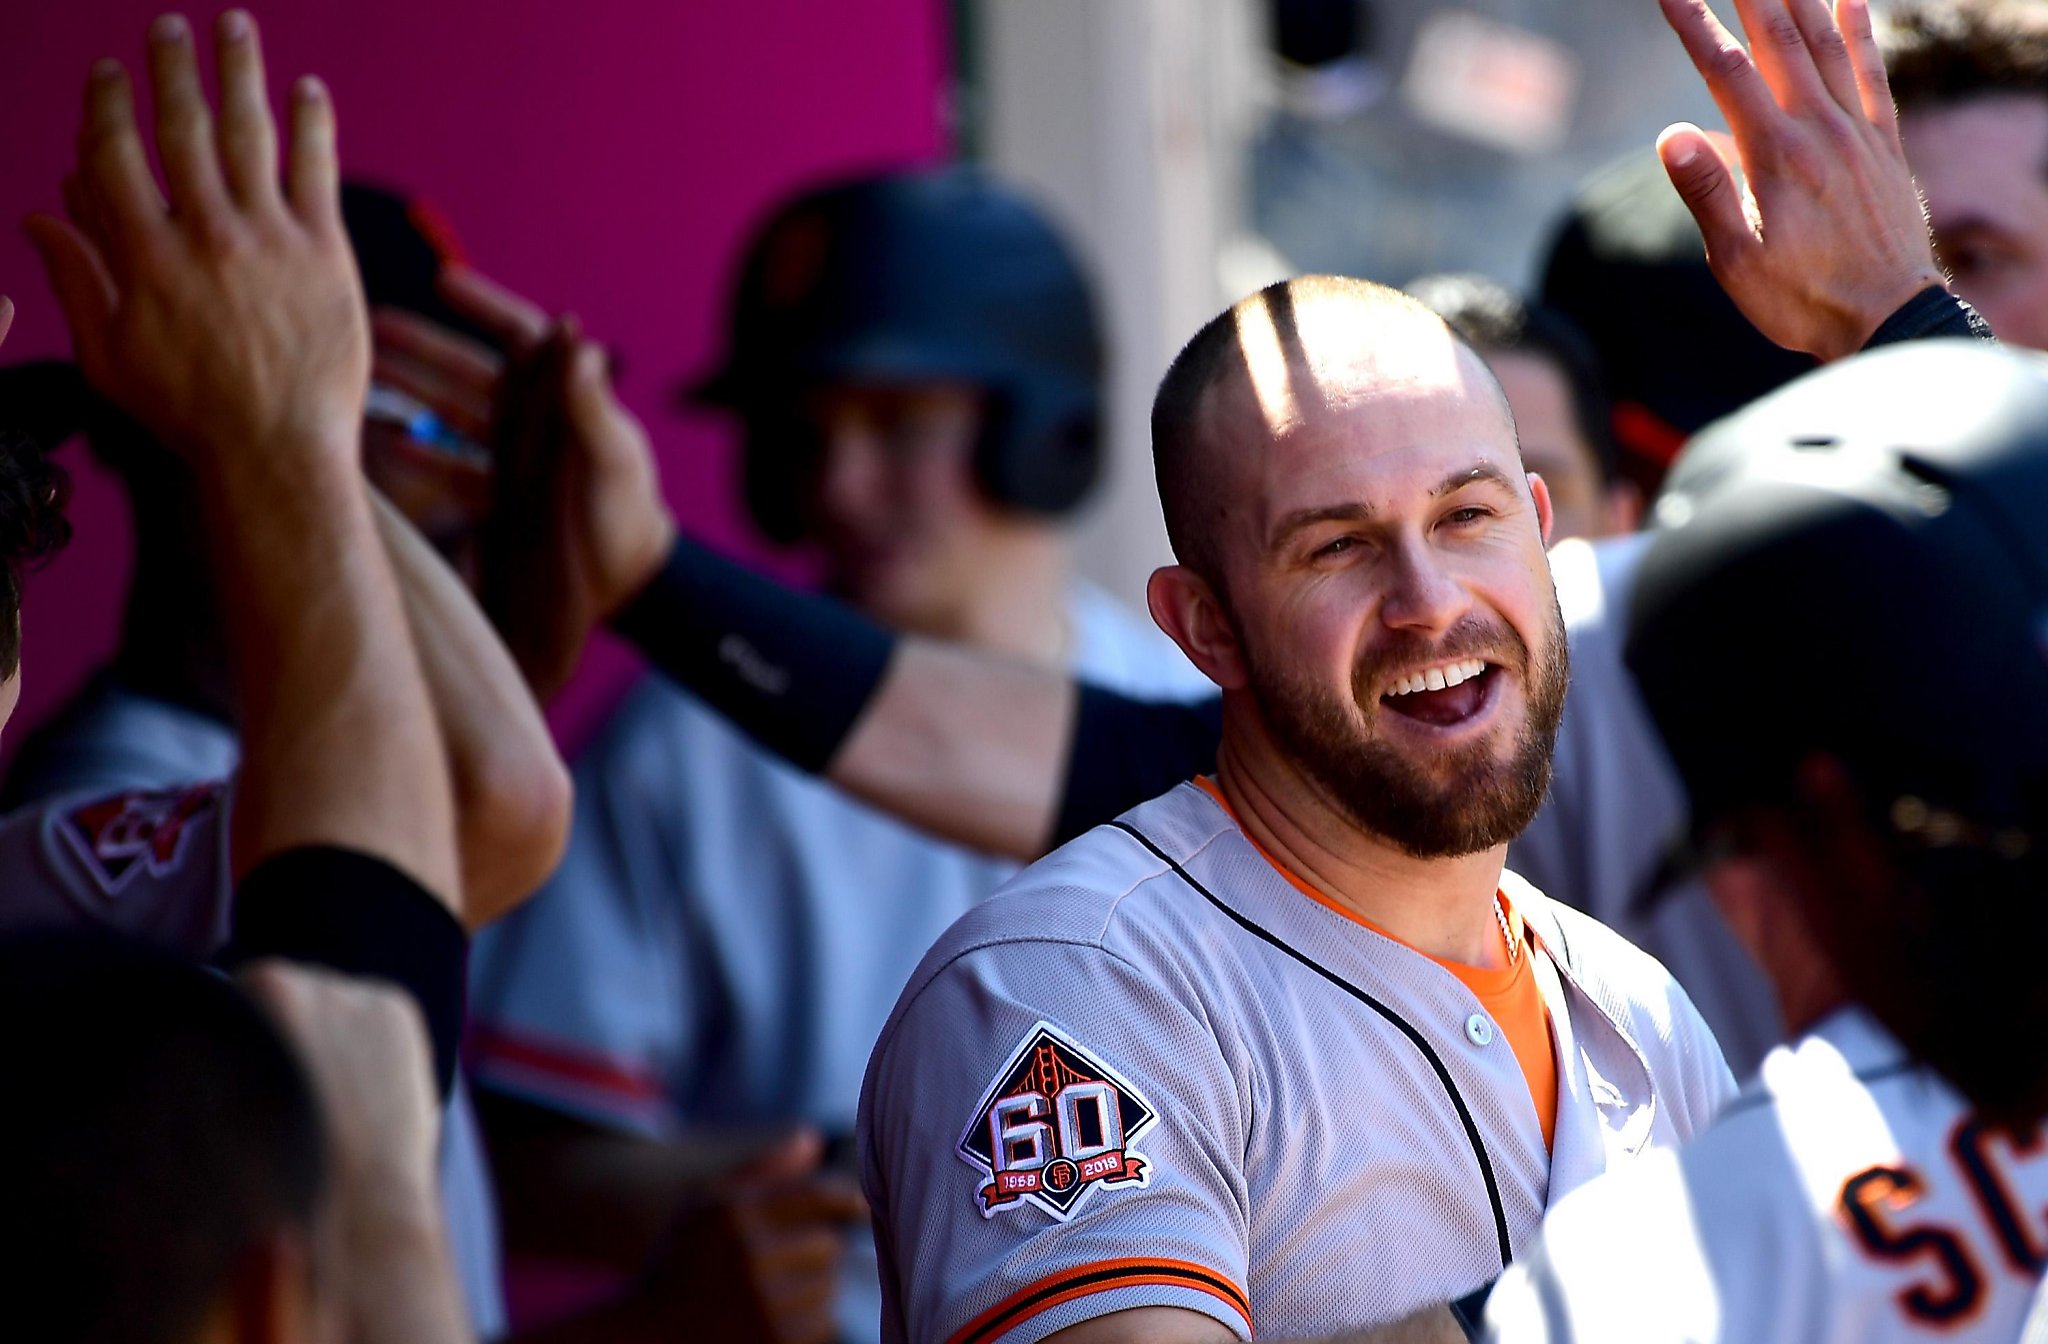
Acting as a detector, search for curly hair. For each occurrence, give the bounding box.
[0,361,82,678]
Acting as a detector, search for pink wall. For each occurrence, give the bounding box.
[0,0,948,752]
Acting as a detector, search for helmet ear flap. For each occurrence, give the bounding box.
[973,389,1102,519]
[741,407,818,545]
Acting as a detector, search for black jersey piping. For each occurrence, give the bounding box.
[1109,819,1515,1269]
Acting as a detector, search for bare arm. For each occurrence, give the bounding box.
[244,960,471,1344]
[830,636,1076,858]
[371,489,572,925]
[26,10,457,905]
[1043,1305,1467,1344]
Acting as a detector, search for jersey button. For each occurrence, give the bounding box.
[1464,1013,1495,1047]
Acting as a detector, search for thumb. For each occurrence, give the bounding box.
[22,214,116,376]
[1657,123,1752,272]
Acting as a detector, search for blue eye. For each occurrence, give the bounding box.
[1317,536,1357,558]
[1444,506,1490,526]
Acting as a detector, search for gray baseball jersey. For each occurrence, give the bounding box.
[859,781,1734,1343]
[1484,1007,2048,1343]
[0,677,509,1341]
[467,580,1212,1341]
[1510,535,1784,1077]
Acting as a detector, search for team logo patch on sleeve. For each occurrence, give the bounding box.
[957,1020,1157,1222]
[56,784,223,895]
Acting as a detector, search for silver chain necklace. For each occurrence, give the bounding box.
[1494,894,1518,965]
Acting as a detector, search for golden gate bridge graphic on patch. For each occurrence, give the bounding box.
[957,1020,1158,1221]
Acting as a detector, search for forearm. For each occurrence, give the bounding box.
[1047,1303,1467,1344]
[338,1193,475,1344]
[833,635,1074,860]
[373,490,572,921]
[611,536,1070,860]
[203,447,459,904]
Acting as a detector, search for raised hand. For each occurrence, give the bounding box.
[1656,0,1946,361]
[25,12,366,465]
[373,269,675,700]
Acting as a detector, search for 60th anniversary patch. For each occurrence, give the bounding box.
[957,1020,1157,1221]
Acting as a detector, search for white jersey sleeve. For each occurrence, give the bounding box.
[0,781,233,955]
[861,936,1254,1344]
[1486,1012,2048,1344]
[1480,1145,1818,1344]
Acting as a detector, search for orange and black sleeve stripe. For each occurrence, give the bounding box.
[945,1258,1252,1344]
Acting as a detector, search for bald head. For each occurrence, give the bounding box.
[1151,276,1513,587]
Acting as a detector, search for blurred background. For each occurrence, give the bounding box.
[0,0,1730,753]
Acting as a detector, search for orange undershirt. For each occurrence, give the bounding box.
[1194,777,1558,1150]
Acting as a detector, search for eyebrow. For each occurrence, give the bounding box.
[1267,460,1522,550]
[1431,462,1521,499]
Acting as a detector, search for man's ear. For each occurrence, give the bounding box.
[1527,470,1555,548]
[1147,564,1247,691]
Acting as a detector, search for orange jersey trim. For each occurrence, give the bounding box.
[1193,775,1558,1150]
[946,1258,1252,1344]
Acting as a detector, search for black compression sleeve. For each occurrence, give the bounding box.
[221,847,467,1100]
[610,537,897,774]
[1863,286,1996,348]
[1051,689,1223,846]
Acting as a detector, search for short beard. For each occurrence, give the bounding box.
[1241,600,1570,859]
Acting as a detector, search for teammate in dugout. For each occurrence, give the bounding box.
[0,183,573,1340]
[1480,337,2048,1343]
[855,267,1734,1342]
[7,14,532,1338]
[459,167,1211,1344]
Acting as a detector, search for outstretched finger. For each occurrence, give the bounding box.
[1659,0,1783,149]
[285,75,340,230]
[1781,0,1863,117]
[75,60,166,268]
[1835,0,1900,135]
[1727,0,1832,112]
[213,10,281,210]
[23,213,119,377]
[439,265,549,355]
[371,306,504,396]
[1658,124,1756,277]
[145,15,233,224]
[0,296,13,349]
[61,172,112,261]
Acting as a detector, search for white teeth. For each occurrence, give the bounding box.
[1387,658,1488,697]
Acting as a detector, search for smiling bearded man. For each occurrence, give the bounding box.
[858,276,1732,1344]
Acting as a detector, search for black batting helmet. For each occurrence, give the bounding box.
[693,167,1104,543]
[1625,339,2048,1123]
